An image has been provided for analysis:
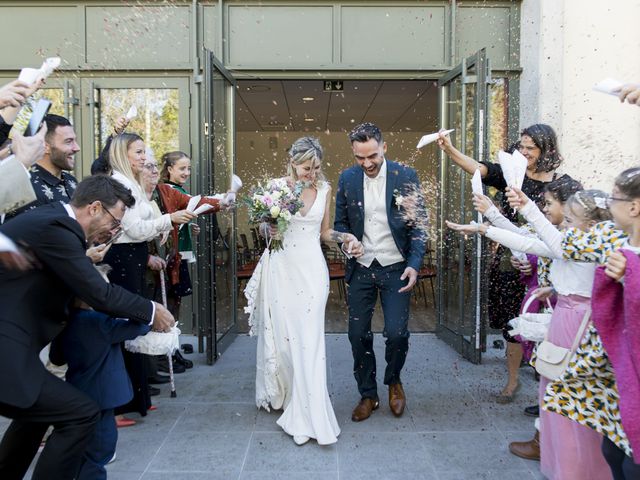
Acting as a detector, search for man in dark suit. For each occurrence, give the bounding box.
[334,122,426,422]
[50,306,151,480]
[0,175,175,480]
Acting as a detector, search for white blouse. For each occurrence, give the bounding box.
[486,201,595,297]
[111,171,172,244]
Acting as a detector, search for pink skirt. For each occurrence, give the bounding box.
[539,294,612,480]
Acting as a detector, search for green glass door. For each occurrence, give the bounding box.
[196,50,237,364]
[436,49,490,364]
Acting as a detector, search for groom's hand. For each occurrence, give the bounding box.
[398,266,418,293]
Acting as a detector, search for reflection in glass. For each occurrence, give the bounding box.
[96,88,179,161]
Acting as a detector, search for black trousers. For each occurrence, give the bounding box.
[347,260,411,400]
[0,372,99,480]
[105,242,152,416]
[602,437,640,480]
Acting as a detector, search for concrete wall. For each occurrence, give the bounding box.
[519,0,640,190]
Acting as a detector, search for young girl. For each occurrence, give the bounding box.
[159,152,198,318]
[449,178,614,479]
[527,167,640,480]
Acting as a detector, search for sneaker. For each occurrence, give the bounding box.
[524,405,539,417]
[107,452,117,464]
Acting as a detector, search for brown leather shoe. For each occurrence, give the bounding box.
[508,431,540,461]
[351,397,379,422]
[389,383,406,417]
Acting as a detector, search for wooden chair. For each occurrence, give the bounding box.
[415,242,437,308]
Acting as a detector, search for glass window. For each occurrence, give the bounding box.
[95,88,179,161]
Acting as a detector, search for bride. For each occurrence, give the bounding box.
[245,136,363,445]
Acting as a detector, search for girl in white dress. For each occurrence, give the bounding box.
[246,137,363,445]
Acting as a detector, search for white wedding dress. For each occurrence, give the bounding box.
[245,181,340,445]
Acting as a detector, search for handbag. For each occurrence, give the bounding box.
[535,307,591,380]
[508,293,553,343]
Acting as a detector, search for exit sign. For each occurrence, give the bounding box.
[323,80,344,92]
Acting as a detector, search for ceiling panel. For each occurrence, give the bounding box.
[236,79,439,133]
[283,81,331,131]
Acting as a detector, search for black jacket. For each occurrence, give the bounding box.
[0,202,154,408]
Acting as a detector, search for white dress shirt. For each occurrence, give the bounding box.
[357,160,404,268]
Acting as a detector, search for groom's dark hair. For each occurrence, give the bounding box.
[349,122,383,145]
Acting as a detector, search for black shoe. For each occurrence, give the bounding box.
[158,356,186,374]
[173,350,193,369]
[148,386,160,396]
[148,374,171,385]
[524,405,539,417]
[181,344,194,354]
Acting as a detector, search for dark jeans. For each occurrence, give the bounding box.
[602,437,640,480]
[347,260,411,399]
[0,373,99,480]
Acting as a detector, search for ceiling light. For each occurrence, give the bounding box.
[245,85,271,93]
[304,118,315,122]
[302,97,315,101]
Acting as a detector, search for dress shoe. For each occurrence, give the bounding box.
[293,435,310,446]
[351,397,379,422]
[116,416,136,428]
[158,356,186,374]
[509,431,540,461]
[148,374,171,385]
[496,382,520,404]
[173,350,193,369]
[148,386,161,396]
[181,343,194,354]
[389,383,406,417]
[524,405,539,417]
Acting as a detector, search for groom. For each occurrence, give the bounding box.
[335,122,426,422]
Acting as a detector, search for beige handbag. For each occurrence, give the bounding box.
[535,307,591,381]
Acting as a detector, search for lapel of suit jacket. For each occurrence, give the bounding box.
[385,160,398,218]
[354,167,365,216]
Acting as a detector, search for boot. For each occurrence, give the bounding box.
[508,431,540,461]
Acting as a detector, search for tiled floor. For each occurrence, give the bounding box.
[7,334,545,479]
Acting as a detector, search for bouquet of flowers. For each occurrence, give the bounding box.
[243,178,304,251]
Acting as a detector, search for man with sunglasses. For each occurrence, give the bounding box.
[0,175,175,480]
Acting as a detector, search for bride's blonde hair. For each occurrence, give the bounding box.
[286,136,326,186]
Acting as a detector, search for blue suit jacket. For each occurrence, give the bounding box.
[334,160,427,283]
[51,309,151,410]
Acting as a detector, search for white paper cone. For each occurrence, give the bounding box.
[231,174,243,192]
[498,150,515,187]
[417,129,454,149]
[471,169,483,196]
[193,204,214,215]
[125,105,137,120]
[186,195,201,213]
[593,78,624,96]
[40,57,61,77]
[512,150,528,189]
[18,68,41,85]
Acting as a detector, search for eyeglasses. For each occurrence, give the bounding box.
[143,163,159,171]
[606,196,633,208]
[101,205,122,230]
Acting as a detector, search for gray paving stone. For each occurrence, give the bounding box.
[242,432,338,473]
[146,431,250,474]
[336,432,437,475]
[420,431,529,473]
